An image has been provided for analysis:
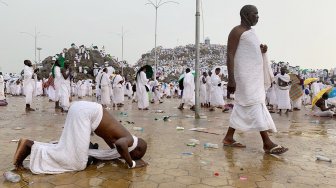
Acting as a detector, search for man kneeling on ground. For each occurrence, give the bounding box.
[13,101,147,174]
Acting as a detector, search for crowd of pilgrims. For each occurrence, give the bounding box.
[1,58,336,116]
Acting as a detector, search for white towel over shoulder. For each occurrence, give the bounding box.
[29,101,103,174]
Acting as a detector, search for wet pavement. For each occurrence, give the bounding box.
[1,96,336,188]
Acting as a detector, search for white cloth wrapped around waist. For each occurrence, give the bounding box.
[88,136,138,160]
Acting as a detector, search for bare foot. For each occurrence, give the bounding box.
[222,139,246,148]
[13,139,33,170]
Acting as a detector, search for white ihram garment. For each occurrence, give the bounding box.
[136,71,149,109]
[0,75,5,100]
[210,74,225,106]
[230,29,276,132]
[206,76,212,103]
[59,70,71,110]
[182,72,195,106]
[112,75,124,104]
[30,101,103,174]
[23,65,35,105]
[275,74,291,110]
[200,76,207,104]
[100,73,111,105]
[54,66,62,101]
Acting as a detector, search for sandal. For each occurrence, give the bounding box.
[264,145,288,155]
[223,141,246,148]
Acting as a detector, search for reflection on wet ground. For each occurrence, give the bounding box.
[1,96,336,188]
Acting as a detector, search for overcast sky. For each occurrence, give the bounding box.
[1,0,336,73]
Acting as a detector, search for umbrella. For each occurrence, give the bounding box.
[289,74,300,84]
[136,65,153,79]
[304,78,318,85]
[312,86,332,107]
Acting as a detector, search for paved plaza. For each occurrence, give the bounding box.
[1,96,336,188]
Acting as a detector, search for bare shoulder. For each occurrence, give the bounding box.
[229,26,248,39]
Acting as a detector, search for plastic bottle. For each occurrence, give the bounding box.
[204,143,219,149]
[133,127,144,131]
[189,139,200,145]
[176,126,185,130]
[3,171,21,183]
[316,155,332,162]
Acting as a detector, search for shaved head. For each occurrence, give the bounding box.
[240,5,258,26]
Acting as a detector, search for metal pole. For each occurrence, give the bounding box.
[154,7,158,81]
[195,0,201,119]
[121,26,124,76]
[34,27,37,64]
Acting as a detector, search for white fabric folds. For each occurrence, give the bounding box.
[88,135,138,160]
[30,101,103,174]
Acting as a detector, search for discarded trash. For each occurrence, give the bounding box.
[154,118,159,121]
[189,139,200,145]
[133,127,144,131]
[120,112,128,117]
[181,152,193,155]
[310,120,319,124]
[316,155,332,162]
[155,110,165,113]
[204,143,219,149]
[189,128,206,131]
[163,116,170,121]
[185,115,195,118]
[13,127,24,130]
[214,172,219,176]
[97,163,105,169]
[176,126,185,130]
[199,115,207,119]
[240,176,248,181]
[3,171,21,183]
[11,139,19,143]
[186,143,196,147]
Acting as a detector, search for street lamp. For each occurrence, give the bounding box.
[36,47,42,64]
[146,0,179,81]
[195,0,201,119]
[20,27,49,64]
[115,26,128,77]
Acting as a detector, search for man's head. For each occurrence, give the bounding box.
[103,68,107,73]
[215,68,221,75]
[202,72,207,77]
[280,67,287,75]
[64,61,70,69]
[208,70,212,76]
[186,68,191,73]
[322,93,329,100]
[24,60,32,67]
[130,138,147,160]
[240,5,259,27]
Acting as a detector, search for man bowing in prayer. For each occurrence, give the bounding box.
[13,101,147,174]
[223,5,288,155]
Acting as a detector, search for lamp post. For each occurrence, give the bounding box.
[146,0,179,81]
[195,0,201,119]
[20,27,49,64]
[36,47,42,64]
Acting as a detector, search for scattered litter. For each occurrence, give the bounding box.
[204,143,219,149]
[154,118,159,121]
[186,143,196,147]
[176,126,185,130]
[214,172,219,176]
[185,115,195,118]
[316,155,332,162]
[13,127,24,130]
[240,176,248,181]
[133,127,144,131]
[240,168,244,171]
[11,139,19,143]
[199,115,207,119]
[97,163,105,169]
[126,121,135,124]
[181,152,193,156]
[189,128,206,131]
[111,163,118,167]
[310,120,319,124]
[163,116,170,122]
[155,110,165,113]
[189,139,200,145]
[3,171,21,183]
[200,161,208,165]
[120,112,128,117]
